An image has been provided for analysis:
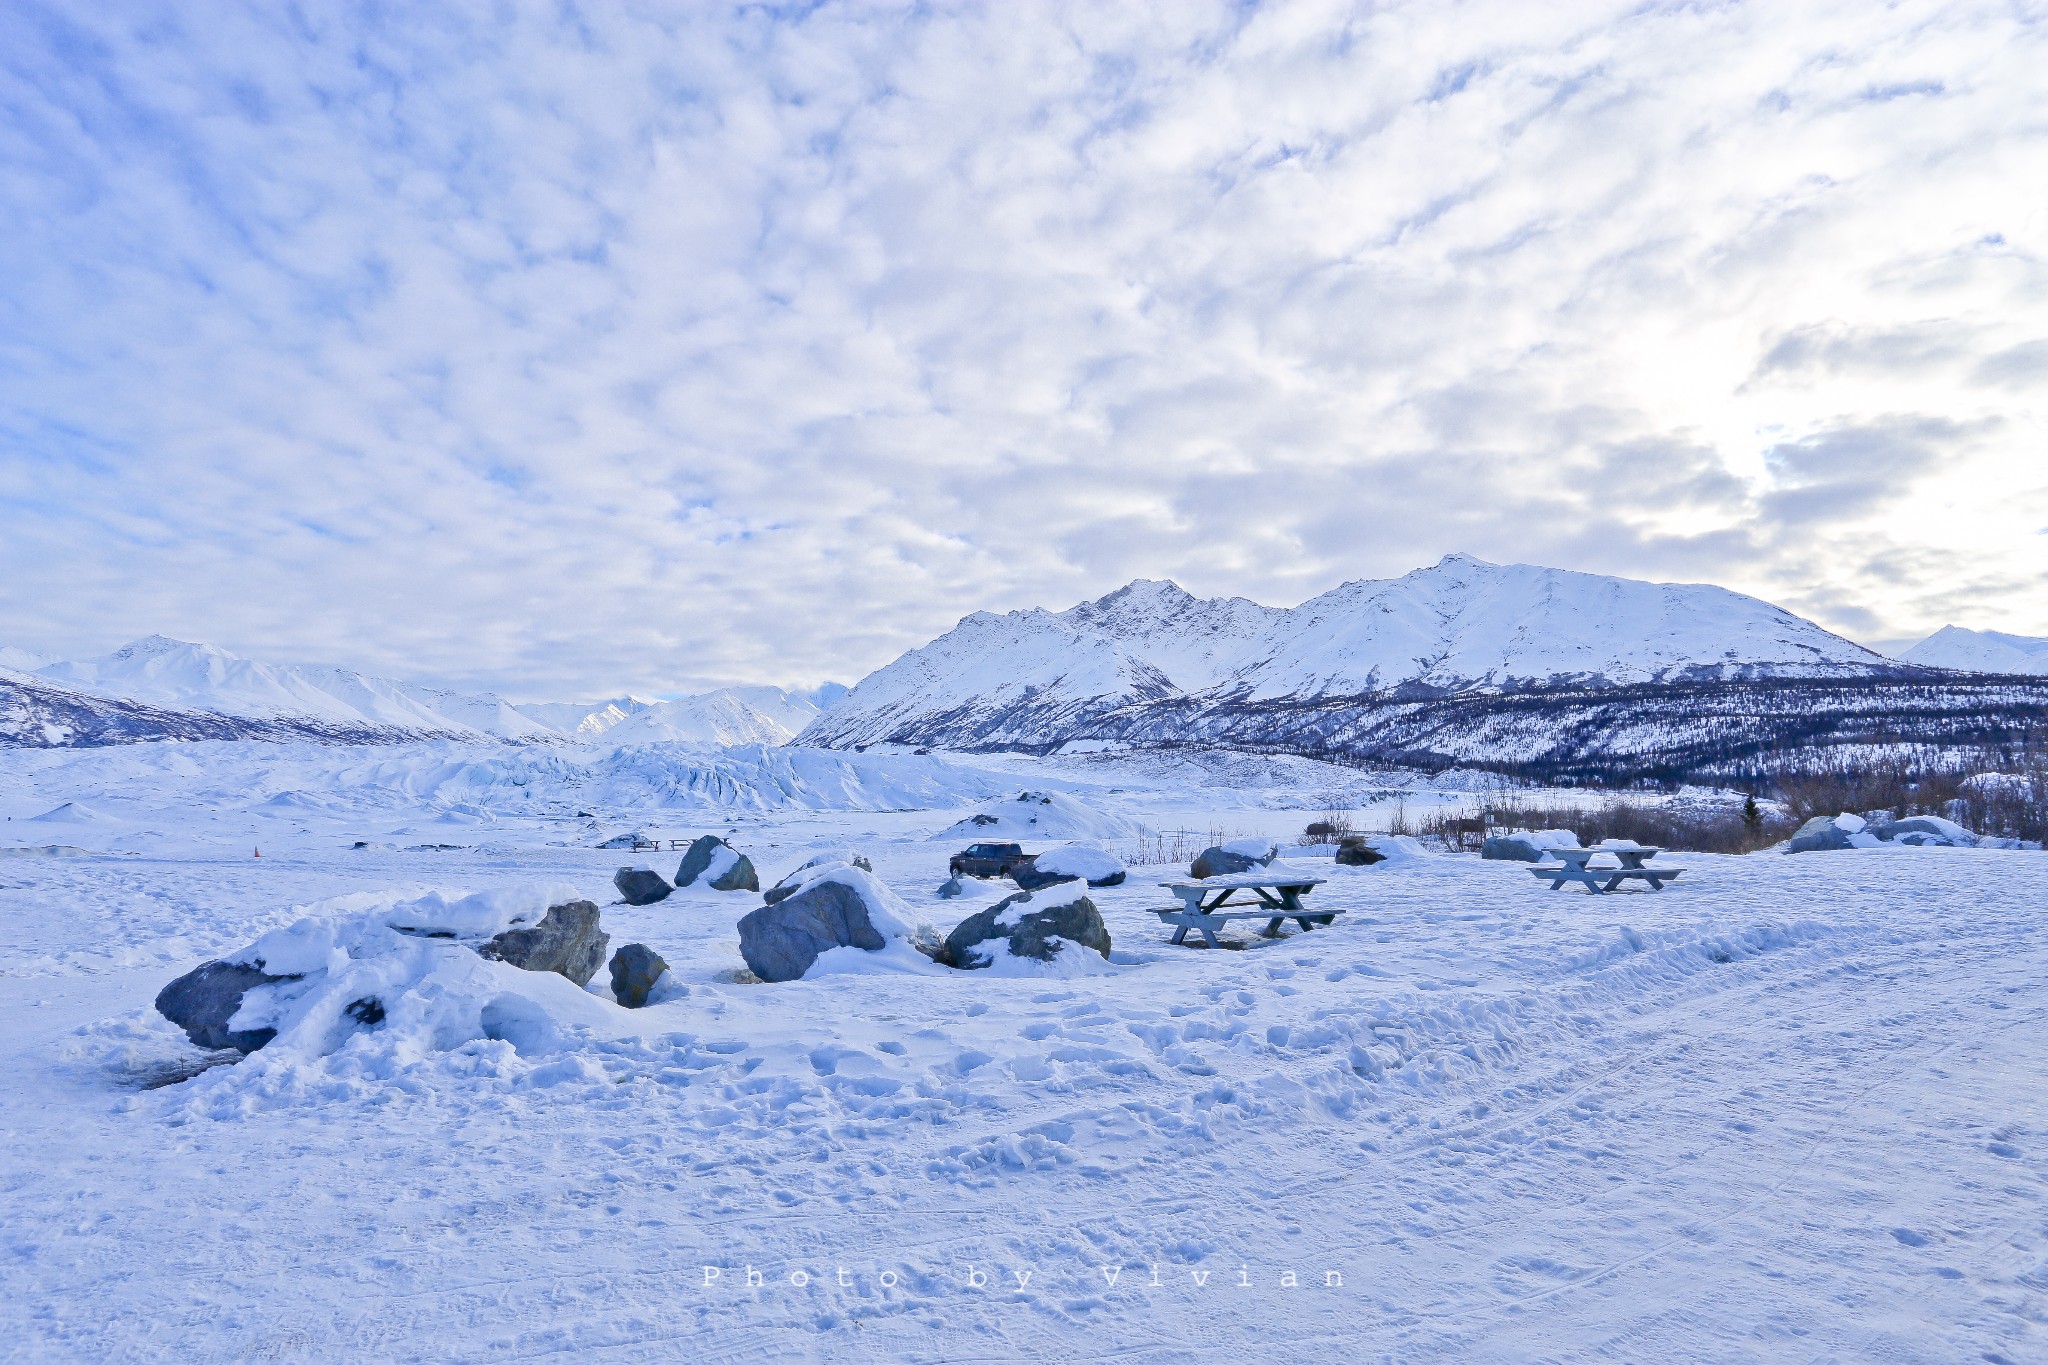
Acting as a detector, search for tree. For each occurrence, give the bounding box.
[1742,793,1763,833]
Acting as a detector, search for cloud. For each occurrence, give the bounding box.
[0,0,2044,696]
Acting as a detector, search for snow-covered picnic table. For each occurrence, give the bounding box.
[1152,871,1336,947]
[1531,844,1686,893]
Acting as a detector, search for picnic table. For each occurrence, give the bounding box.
[1152,871,1336,947]
[1530,844,1685,893]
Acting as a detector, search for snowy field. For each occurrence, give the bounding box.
[3,741,2045,1362]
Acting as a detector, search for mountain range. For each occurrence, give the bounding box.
[5,556,2044,773]
[3,635,839,747]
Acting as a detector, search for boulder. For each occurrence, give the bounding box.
[597,832,645,849]
[1008,857,1080,892]
[1027,842,1128,888]
[613,866,673,905]
[608,943,669,1008]
[1870,815,1974,845]
[1481,835,1546,862]
[1335,836,1387,866]
[155,959,294,1053]
[738,878,890,983]
[1785,814,1881,854]
[675,835,760,892]
[941,888,1112,970]
[477,900,609,987]
[763,850,873,905]
[1187,847,1261,879]
[935,875,966,899]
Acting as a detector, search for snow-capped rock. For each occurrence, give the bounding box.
[802,555,1898,751]
[1900,626,2048,676]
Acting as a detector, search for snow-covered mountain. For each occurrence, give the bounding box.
[511,695,660,737]
[37,636,553,740]
[1900,626,2048,676]
[514,685,842,745]
[9,635,851,748]
[801,554,1901,751]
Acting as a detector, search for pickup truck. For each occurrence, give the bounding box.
[948,841,1032,879]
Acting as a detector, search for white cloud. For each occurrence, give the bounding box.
[0,0,2043,696]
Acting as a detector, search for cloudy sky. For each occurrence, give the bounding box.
[2,1,2043,699]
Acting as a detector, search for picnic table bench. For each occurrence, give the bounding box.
[1530,845,1686,893]
[1152,872,1336,947]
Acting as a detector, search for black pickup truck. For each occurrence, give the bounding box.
[948,841,1031,878]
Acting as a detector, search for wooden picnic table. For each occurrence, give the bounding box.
[1152,872,1336,947]
[1530,845,1686,893]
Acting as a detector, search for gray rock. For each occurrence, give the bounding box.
[763,851,873,905]
[711,855,758,892]
[597,832,644,849]
[155,959,293,1053]
[676,835,760,892]
[613,866,673,905]
[1481,835,1547,862]
[478,900,610,987]
[738,879,892,983]
[936,875,966,899]
[1869,816,1972,845]
[941,888,1111,970]
[1785,816,1856,854]
[608,942,669,1008]
[1336,837,1387,866]
[1190,846,1260,879]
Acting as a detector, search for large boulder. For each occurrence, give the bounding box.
[476,900,609,987]
[1025,842,1127,888]
[941,887,1112,970]
[608,943,669,1008]
[1191,838,1280,879]
[1786,813,1881,854]
[675,835,759,892]
[1008,858,1078,892]
[155,960,295,1053]
[935,875,966,899]
[1335,836,1387,866]
[738,875,895,982]
[763,850,873,905]
[613,866,673,904]
[1869,815,1974,846]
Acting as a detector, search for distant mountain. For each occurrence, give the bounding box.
[802,555,1900,751]
[1901,626,2048,676]
[8,634,850,749]
[0,646,53,673]
[37,636,552,740]
[512,695,660,737]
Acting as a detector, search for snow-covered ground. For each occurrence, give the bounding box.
[3,740,2045,1361]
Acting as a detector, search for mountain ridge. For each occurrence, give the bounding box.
[799,554,1904,751]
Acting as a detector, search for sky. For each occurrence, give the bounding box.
[1,0,2044,700]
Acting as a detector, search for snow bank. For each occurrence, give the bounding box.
[932,790,1144,843]
[211,885,623,1069]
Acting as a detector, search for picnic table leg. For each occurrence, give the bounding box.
[1261,917,1286,937]
[1169,923,1191,945]
[1197,922,1222,949]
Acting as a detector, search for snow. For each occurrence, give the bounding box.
[804,555,1895,748]
[3,736,2046,1360]
[932,789,1146,843]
